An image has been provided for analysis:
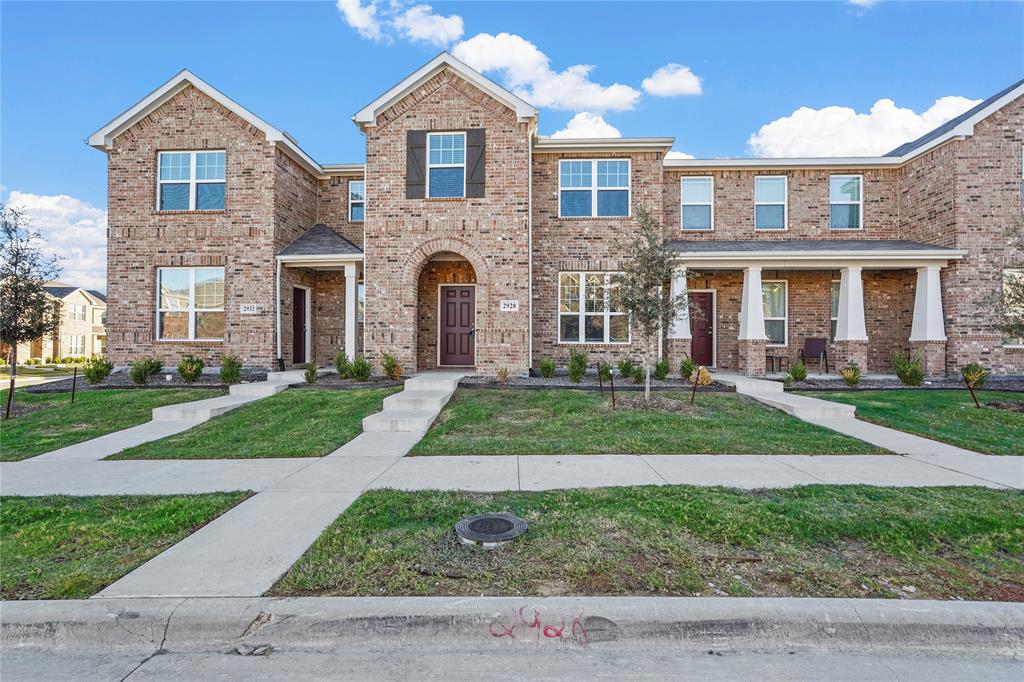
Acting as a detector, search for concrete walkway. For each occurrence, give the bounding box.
[715,372,985,456]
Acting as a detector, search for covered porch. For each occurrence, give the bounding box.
[666,240,966,377]
[275,224,363,369]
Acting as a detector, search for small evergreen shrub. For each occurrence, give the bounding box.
[129,357,162,385]
[381,352,402,380]
[654,358,670,380]
[839,364,861,387]
[630,365,645,384]
[303,362,318,384]
[177,355,205,383]
[679,355,697,381]
[567,348,587,383]
[781,372,794,387]
[597,361,613,383]
[83,356,114,385]
[495,367,511,384]
[617,359,636,378]
[892,351,924,386]
[960,362,989,389]
[789,360,808,382]
[334,353,352,379]
[220,355,242,384]
[61,357,74,365]
[538,357,556,378]
[350,357,373,382]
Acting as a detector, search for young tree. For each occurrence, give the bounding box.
[614,206,692,401]
[1,204,63,418]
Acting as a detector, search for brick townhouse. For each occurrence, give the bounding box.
[87,53,1024,377]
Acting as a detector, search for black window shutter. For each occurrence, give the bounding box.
[406,130,426,199]
[465,128,486,198]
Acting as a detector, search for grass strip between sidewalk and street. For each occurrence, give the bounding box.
[1,493,251,599]
[0,388,224,461]
[110,387,400,459]
[270,485,1024,602]
[409,388,886,455]
[802,390,1024,456]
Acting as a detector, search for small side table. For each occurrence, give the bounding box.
[766,352,789,374]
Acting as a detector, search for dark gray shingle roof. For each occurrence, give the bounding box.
[885,79,1024,157]
[278,224,363,257]
[88,290,107,303]
[666,239,953,253]
[42,286,78,299]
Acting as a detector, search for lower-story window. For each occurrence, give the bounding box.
[762,280,788,346]
[1004,268,1024,347]
[68,335,85,356]
[558,272,629,343]
[157,267,225,341]
[830,279,840,339]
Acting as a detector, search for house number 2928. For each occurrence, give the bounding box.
[500,300,520,312]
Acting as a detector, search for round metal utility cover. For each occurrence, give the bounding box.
[455,513,528,548]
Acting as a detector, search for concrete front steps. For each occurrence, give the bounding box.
[362,372,464,434]
[151,380,289,421]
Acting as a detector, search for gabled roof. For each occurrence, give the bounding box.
[353,52,538,131]
[87,69,322,176]
[88,290,108,303]
[42,285,106,305]
[277,224,363,258]
[42,286,77,299]
[886,79,1024,157]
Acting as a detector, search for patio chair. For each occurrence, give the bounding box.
[798,337,830,374]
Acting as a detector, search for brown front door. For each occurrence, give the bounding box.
[689,291,714,367]
[292,287,307,365]
[440,286,475,366]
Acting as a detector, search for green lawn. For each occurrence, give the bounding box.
[0,388,223,461]
[111,387,399,459]
[805,390,1024,456]
[1,493,250,599]
[269,485,1023,601]
[408,389,884,455]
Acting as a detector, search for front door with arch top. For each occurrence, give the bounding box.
[440,285,475,366]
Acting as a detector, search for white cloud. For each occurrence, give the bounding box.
[849,0,879,7]
[665,150,695,160]
[392,4,463,46]
[453,32,641,111]
[642,64,702,97]
[746,95,981,157]
[336,0,384,41]
[550,112,621,139]
[7,191,107,291]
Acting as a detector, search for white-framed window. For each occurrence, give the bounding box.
[357,280,365,323]
[68,335,85,356]
[156,267,225,341]
[762,280,788,346]
[1003,268,1024,347]
[755,176,787,230]
[681,176,713,230]
[558,272,629,344]
[426,132,466,198]
[94,308,106,325]
[158,150,226,211]
[830,279,841,340]
[349,180,365,221]
[558,159,631,218]
[68,303,86,321]
[829,175,862,229]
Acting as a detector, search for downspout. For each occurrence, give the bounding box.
[275,258,283,371]
[527,129,534,374]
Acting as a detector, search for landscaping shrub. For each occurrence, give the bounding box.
[654,358,670,380]
[630,365,645,384]
[177,355,205,383]
[679,355,697,381]
[495,367,511,384]
[334,353,352,379]
[220,355,242,384]
[597,362,613,383]
[692,366,713,386]
[82,356,114,385]
[789,360,808,382]
[567,348,587,383]
[350,357,372,382]
[892,351,924,386]
[961,362,989,389]
[538,357,556,379]
[381,352,402,380]
[303,362,318,384]
[617,359,636,378]
[129,357,163,385]
[781,372,794,387]
[44,357,53,364]
[839,364,861,387]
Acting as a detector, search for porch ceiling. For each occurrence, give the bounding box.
[666,239,966,269]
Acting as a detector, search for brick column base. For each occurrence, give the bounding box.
[664,338,693,375]
[833,340,869,373]
[737,339,767,377]
[910,340,947,377]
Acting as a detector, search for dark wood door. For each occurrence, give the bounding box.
[292,287,306,365]
[440,286,475,366]
[689,292,714,367]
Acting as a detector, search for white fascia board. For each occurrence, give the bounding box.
[353,52,538,130]
[672,249,965,269]
[321,163,366,176]
[534,137,675,153]
[664,157,901,169]
[276,253,365,264]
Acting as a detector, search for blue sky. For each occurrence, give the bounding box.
[1,1,1022,289]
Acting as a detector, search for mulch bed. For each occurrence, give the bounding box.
[617,394,707,415]
[24,369,267,394]
[1,402,49,418]
[789,377,1024,392]
[985,400,1024,413]
[460,374,733,392]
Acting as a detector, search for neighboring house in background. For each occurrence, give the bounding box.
[87,54,1023,377]
[9,283,107,361]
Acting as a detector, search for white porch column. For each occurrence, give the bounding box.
[834,266,868,341]
[668,266,691,339]
[909,265,946,341]
[738,266,768,340]
[344,263,358,361]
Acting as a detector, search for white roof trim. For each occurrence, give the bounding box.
[353,52,538,130]
[665,157,902,169]
[535,137,674,152]
[276,253,365,263]
[87,69,323,176]
[321,163,366,176]
[674,247,965,270]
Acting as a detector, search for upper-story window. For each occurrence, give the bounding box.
[426,132,465,198]
[68,303,86,321]
[755,176,787,230]
[157,267,225,341]
[829,175,862,230]
[559,160,630,218]
[94,309,106,325]
[680,176,713,231]
[349,181,365,221]
[158,151,226,211]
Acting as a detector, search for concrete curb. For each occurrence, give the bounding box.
[3,597,1022,658]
